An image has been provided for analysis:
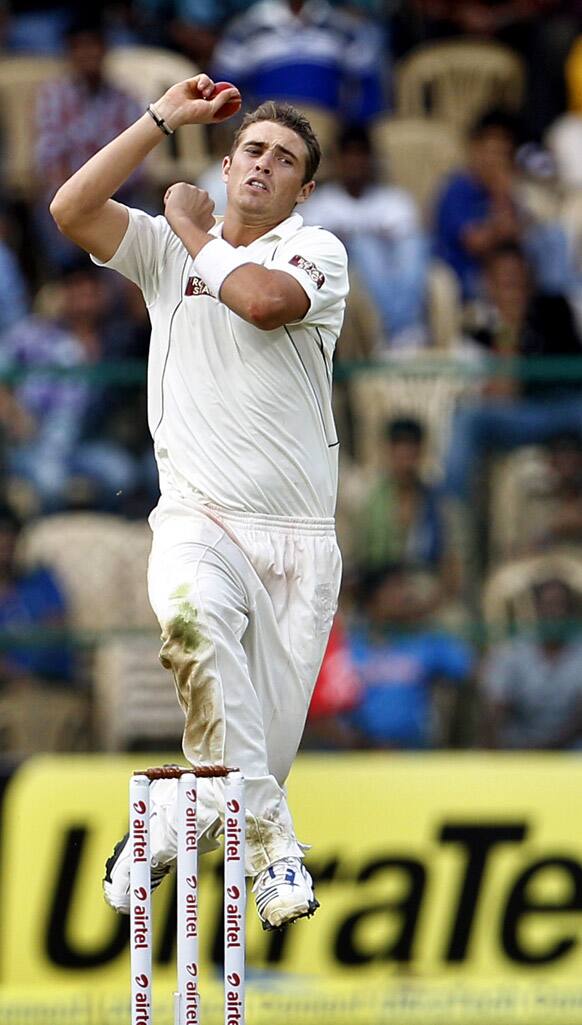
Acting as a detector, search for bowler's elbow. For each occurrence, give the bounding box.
[49,190,73,235]
[246,304,288,331]
[245,286,307,331]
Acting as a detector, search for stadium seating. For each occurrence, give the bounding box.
[395,39,525,132]
[427,260,463,350]
[0,47,210,197]
[0,685,90,755]
[370,116,465,223]
[483,549,582,629]
[347,356,478,471]
[487,447,553,564]
[17,512,170,749]
[18,512,154,631]
[93,633,183,750]
[0,55,62,194]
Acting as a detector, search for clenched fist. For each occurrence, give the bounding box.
[164,182,215,235]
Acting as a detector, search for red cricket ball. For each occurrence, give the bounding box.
[211,81,242,121]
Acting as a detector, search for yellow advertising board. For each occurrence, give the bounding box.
[2,751,582,998]
[2,979,582,1025]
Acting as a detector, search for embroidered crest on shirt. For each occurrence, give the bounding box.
[185,275,215,298]
[289,255,325,289]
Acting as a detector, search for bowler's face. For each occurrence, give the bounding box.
[222,121,315,224]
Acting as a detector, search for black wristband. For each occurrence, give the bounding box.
[147,103,174,136]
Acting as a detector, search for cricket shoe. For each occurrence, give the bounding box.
[103,832,175,914]
[252,856,319,930]
[103,775,179,914]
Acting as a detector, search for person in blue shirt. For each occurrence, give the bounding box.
[347,563,472,748]
[434,109,573,301]
[211,0,386,124]
[0,505,72,686]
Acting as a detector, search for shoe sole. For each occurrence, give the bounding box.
[260,897,320,931]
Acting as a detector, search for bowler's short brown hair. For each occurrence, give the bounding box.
[232,101,321,184]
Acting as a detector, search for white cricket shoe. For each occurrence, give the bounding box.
[252,857,319,930]
[103,776,179,914]
[103,832,174,914]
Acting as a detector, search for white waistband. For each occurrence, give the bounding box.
[207,504,336,537]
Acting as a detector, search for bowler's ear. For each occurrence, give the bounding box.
[295,179,316,205]
[222,155,231,182]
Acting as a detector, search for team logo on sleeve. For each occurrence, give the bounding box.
[185,276,215,298]
[289,255,325,289]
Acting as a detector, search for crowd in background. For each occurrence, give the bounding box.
[1,0,582,755]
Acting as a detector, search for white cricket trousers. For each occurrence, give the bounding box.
[147,495,342,876]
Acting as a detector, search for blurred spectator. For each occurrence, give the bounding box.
[133,0,253,64]
[34,15,143,269]
[0,209,28,334]
[0,502,91,753]
[0,262,151,512]
[522,432,582,552]
[302,124,429,348]
[395,2,579,137]
[537,433,582,548]
[491,432,582,559]
[481,577,582,749]
[546,112,582,191]
[434,109,574,301]
[302,614,363,749]
[0,503,72,686]
[446,243,582,501]
[211,0,386,124]
[356,417,461,612]
[1,1,100,54]
[346,564,472,748]
[399,0,559,43]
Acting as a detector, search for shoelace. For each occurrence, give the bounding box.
[252,857,304,892]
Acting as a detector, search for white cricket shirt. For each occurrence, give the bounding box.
[94,208,348,518]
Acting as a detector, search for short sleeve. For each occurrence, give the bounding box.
[91,206,174,307]
[270,226,349,327]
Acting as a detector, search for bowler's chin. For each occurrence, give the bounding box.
[236,195,273,217]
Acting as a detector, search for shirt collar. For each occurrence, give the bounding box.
[209,211,303,245]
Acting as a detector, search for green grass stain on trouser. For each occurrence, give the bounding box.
[159,598,224,765]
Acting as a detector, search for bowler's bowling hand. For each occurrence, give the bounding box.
[164,182,216,235]
[154,74,241,128]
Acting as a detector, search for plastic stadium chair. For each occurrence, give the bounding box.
[0,55,63,194]
[0,685,90,754]
[370,116,465,223]
[483,550,582,631]
[0,47,210,196]
[290,104,339,179]
[427,260,463,350]
[19,512,156,632]
[19,512,168,750]
[487,447,553,564]
[347,356,477,471]
[20,513,131,631]
[94,634,184,751]
[395,40,525,132]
